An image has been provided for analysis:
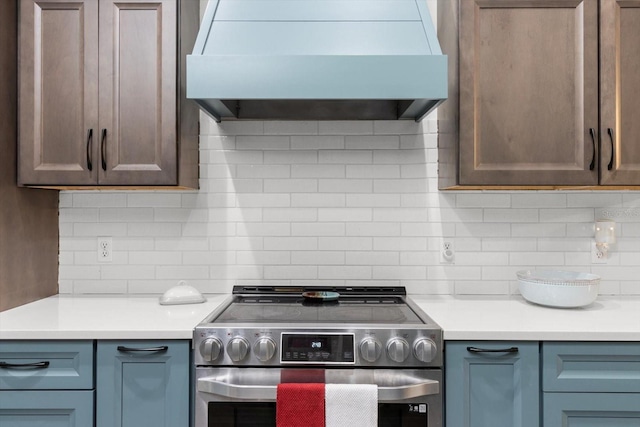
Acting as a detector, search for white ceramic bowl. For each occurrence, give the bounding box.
[516,270,600,308]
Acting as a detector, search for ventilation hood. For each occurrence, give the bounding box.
[187,0,447,122]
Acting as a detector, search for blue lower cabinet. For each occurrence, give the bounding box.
[96,340,190,427]
[445,341,540,427]
[544,392,640,426]
[0,390,94,427]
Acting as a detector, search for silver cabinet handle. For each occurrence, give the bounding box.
[197,368,439,401]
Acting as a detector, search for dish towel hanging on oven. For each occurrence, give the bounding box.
[325,384,378,427]
[276,383,325,427]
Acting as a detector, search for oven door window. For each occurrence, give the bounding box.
[208,403,428,426]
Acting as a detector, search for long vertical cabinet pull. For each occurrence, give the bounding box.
[607,128,615,170]
[86,129,93,171]
[589,128,596,171]
[101,129,107,171]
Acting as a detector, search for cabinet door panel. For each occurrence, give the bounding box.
[445,341,539,427]
[96,340,189,427]
[543,392,640,427]
[459,0,598,185]
[18,0,99,185]
[0,390,94,427]
[98,0,177,185]
[600,0,640,184]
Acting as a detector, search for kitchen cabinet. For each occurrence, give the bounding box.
[445,341,539,427]
[542,342,640,426]
[96,340,190,427]
[437,0,640,188]
[18,0,199,189]
[0,341,94,426]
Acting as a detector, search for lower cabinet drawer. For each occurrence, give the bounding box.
[542,342,640,392]
[0,390,94,427]
[543,392,640,426]
[0,340,94,390]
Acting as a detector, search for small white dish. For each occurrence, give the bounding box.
[159,281,206,305]
[517,270,600,308]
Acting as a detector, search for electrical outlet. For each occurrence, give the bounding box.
[591,240,607,264]
[97,237,112,263]
[440,240,454,264]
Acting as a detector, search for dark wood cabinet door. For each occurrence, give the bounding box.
[599,0,640,185]
[458,0,599,186]
[18,0,99,186]
[97,0,178,186]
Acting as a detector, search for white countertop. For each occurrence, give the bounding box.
[1,294,640,341]
[0,294,229,340]
[413,295,640,341]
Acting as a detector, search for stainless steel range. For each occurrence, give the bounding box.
[194,286,443,427]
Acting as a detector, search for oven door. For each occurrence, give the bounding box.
[195,368,442,427]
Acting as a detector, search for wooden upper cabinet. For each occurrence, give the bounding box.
[440,0,640,189]
[457,0,599,186]
[18,0,199,188]
[599,0,640,185]
[18,0,99,186]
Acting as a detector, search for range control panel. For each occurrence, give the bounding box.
[194,327,442,368]
[281,333,355,364]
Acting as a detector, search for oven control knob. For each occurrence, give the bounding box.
[227,337,250,362]
[386,338,410,363]
[413,338,437,363]
[359,338,382,363]
[253,337,277,362]
[200,337,223,362]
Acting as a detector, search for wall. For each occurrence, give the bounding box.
[58,113,640,296]
[0,0,59,311]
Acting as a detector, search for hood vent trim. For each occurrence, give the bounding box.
[187,0,447,122]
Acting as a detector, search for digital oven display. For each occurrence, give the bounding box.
[281,333,355,363]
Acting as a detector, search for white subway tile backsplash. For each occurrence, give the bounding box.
[236,165,290,179]
[58,116,640,296]
[456,193,511,208]
[264,179,317,193]
[236,136,290,150]
[373,120,423,135]
[292,164,345,178]
[291,194,345,208]
[346,194,401,208]
[319,179,373,193]
[319,121,373,135]
[291,223,345,237]
[345,135,400,150]
[291,251,344,265]
[346,165,400,179]
[291,135,344,150]
[264,121,318,135]
[265,150,318,164]
[319,150,372,164]
[567,193,623,208]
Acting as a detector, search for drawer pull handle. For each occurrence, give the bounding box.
[466,346,519,354]
[117,346,168,353]
[0,361,50,369]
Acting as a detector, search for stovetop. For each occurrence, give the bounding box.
[194,286,443,368]
[206,286,429,325]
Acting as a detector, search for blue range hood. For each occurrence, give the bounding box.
[187,0,447,122]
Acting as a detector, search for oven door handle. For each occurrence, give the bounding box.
[197,374,439,401]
